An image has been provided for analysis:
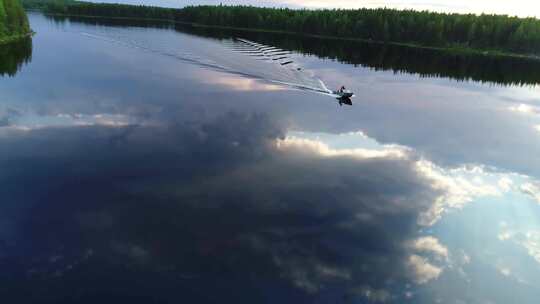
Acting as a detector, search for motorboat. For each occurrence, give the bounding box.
[333,89,354,98]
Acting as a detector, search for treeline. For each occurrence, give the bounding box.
[23,0,176,20]
[21,0,68,10]
[178,6,540,55]
[0,0,30,43]
[31,1,540,56]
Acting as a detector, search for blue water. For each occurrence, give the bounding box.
[1,13,540,303]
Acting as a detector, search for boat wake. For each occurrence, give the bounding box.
[224,38,332,94]
[76,28,335,97]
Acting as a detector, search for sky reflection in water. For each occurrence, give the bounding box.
[1,13,540,303]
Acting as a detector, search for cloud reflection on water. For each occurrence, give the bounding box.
[197,70,286,92]
[0,111,456,302]
[1,110,537,302]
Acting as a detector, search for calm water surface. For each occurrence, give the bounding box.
[1,13,540,303]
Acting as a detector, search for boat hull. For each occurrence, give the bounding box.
[333,91,354,98]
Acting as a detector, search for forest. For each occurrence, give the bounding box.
[26,1,540,56]
[0,0,30,44]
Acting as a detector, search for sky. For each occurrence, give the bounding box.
[92,0,540,18]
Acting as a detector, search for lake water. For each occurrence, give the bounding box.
[1,12,540,303]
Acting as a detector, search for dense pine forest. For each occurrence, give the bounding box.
[177,6,540,56]
[24,1,540,56]
[0,0,30,44]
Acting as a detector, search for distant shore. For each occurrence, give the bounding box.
[40,12,540,62]
[22,0,540,60]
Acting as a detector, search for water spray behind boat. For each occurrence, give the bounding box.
[228,38,355,102]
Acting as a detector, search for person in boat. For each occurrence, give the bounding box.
[339,85,346,93]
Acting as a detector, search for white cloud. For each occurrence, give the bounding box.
[90,114,134,127]
[495,262,531,285]
[340,130,370,138]
[276,136,409,159]
[520,182,540,204]
[197,71,285,91]
[406,254,443,284]
[498,266,511,277]
[498,177,514,192]
[277,133,505,227]
[498,231,512,241]
[405,237,450,285]
[498,227,540,265]
[416,161,500,226]
[509,104,539,115]
[0,125,33,133]
[459,251,471,265]
[0,113,136,131]
[521,231,540,264]
[408,236,448,260]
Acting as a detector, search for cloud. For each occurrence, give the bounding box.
[520,182,540,204]
[497,265,512,277]
[0,111,476,301]
[498,231,512,241]
[498,177,514,192]
[416,161,501,226]
[408,236,448,260]
[509,104,540,115]
[461,252,471,264]
[197,70,286,92]
[519,231,540,264]
[4,108,533,302]
[405,236,449,284]
[406,254,443,284]
[276,136,409,159]
[320,75,540,181]
[494,261,531,285]
[498,226,540,266]
[273,256,351,293]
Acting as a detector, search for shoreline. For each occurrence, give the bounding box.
[0,31,34,45]
[37,12,540,61]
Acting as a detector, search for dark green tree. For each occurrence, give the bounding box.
[0,0,30,43]
[35,1,540,55]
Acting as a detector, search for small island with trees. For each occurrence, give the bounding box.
[23,0,540,59]
[0,0,31,44]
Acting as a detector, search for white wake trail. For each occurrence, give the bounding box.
[77,28,334,96]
